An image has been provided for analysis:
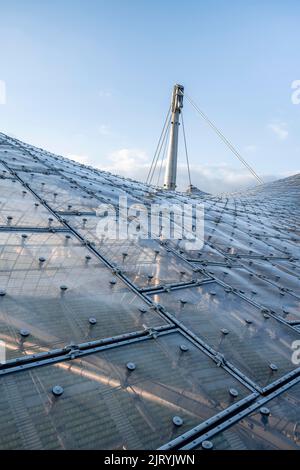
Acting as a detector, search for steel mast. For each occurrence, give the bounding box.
[163,84,184,190]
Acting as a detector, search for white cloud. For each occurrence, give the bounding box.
[268,122,289,141]
[66,154,91,165]
[101,148,272,194]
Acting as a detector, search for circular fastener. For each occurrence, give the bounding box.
[210,291,216,296]
[20,329,30,337]
[85,255,91,260]
[110,279,117,285]
[65,235,71,239]
[52,385,64,397]
[39,257,46,263]
[89,317,97,325]
[260,407,270,416]
[180,299,187,304]
[263,313,270,319]
[21,234,28,239]
[229,388,239,398]
[180,344,189,352]
[0,290,6,297]
[201,440,213,450]
[245,318,253,325]
[139,307,147,314]
[269,363,278,372]
[126,362,136,371]
[172,416,183,427]
[60,285,68,291]
[221,328,229,335]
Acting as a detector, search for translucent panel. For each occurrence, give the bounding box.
[65,216,202,288]
[151,282,300,387]
[208,266,300,322]
[0,332,251,450]
[0,231,166,360]
[206,224,283,257]
[197,381,300,450]
[17,171,101,213]
[240,258,300,295]
[0,178,62,228]
[0,147,49,171]
[169,235,226,263]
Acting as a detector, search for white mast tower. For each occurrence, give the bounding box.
[163,84,184,190]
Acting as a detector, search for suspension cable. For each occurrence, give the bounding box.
[148,113,171,186]
[146,106,171,185]
[156,118,171,187]
[182,92,263,185]
[181,111,192,188]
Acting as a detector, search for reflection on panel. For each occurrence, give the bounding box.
[65,216,202,288]
[195,381,300,450]
[0,231,166,359]
[0,332,252,450]
[208,266,300,322]
[152,283,299,387]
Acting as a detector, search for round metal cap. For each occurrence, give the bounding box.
[221,328,229,335]
[0,290,6,297]
[201,440,213,450]
[172,416,183,427]
[20,329,30,337]
[229,388,239,398]
[60,285,68,291]
[269,363,278,372]
[180,344,189,352]
[126,362,136,371]
[89,317,97,325]
[260,407,270,416]
[52,385,64,397]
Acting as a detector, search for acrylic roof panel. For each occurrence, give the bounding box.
[0,132,299,450]
[0,331,253,450]
[0,231,167,360]
[151,282,299,389]
[189,380,300,450]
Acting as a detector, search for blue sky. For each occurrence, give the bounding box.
[0,0,299,193]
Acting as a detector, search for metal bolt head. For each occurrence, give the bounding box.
[126,362,136,371]
[229,388,239,398]
[201,440,213,450]
[260,407,270,416]
[269,363,278,372]
[221,328,229,335]
[172,416,183,427]
[180,344,189,352]
[20,329,30,337]
[139,307,147,314]
[0,290,6,297]
[39,257,46,263]
[52,385,64,397]
[89,317,97,325]
[60,285,68,291]
[110,279,117,285]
